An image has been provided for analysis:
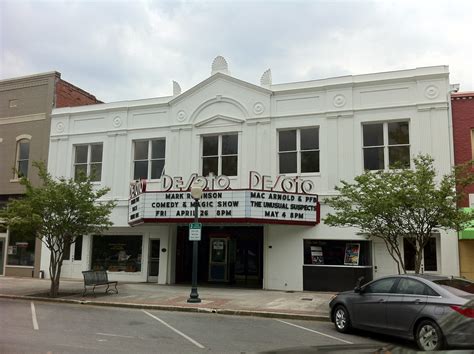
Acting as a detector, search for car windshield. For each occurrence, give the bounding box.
[433,279,474,295]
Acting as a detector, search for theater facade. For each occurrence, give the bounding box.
[41,58,460,291]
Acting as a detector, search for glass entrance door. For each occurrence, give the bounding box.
[208,238,228,282]
[148,239,160,282]
[62,236,83,278]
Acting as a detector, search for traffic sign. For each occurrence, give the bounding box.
[189,223,202,241]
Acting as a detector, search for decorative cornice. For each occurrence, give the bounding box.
[416,103,449,112]
[326,110,354,119]
[170,124,193,132]
[0,113,47,125]
[0,79,49,92]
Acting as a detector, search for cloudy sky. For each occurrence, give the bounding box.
[1,0,473,102]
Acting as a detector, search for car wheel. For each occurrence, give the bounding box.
[415,319,444,351]
[333,305,351,333]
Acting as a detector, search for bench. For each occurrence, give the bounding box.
[82,270,118,296]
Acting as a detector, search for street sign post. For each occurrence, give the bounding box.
[189,223,202,241]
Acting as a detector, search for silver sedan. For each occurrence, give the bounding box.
[329,274,474,350]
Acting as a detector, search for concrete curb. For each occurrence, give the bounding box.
[0,294,330,322]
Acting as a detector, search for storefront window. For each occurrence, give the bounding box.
[303,240,371,266]
[91,235,142,272]
[404,237,437,272]
[7,230,35,266]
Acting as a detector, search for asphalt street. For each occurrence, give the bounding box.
[0,298,413,353]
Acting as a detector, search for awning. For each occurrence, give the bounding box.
[459,208,474,240]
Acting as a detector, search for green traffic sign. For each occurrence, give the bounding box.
[189,223,202,229]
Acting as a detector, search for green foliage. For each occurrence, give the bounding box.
[0,161,116,296]
[324,155,474,273]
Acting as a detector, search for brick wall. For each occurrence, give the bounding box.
[452,92,474,207]
[55,79,102,108]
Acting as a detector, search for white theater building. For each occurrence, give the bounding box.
[41,57,459,291]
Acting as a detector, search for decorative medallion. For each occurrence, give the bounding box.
[425,85,439,99]
[253,102,265,115]
[177,110,187,122]
[333,94,346,108]
[56,122,65,133]
[113,116,122,128]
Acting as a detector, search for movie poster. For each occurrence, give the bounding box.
[344,243,360,265]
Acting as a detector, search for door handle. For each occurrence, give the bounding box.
[413,299,421,304]
[378,298,385,303]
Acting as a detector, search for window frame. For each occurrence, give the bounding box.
[362,121,410,171]
[73,143,103,182]
[13,135,31,180]
[278,127,320,175]
[132,139,166,180]
[201,133,239,177]
[403,236,439,273]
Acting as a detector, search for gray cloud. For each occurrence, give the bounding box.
[1,0,473,102]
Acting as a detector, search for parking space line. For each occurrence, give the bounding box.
[276,319,353,344]
[142,310,205,349]
[31,302,39,330]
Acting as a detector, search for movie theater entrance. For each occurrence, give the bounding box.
[175,226,263,288]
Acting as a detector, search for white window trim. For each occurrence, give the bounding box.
[278,127,320,175]
[201,133,239,176]
[73,143,103,182]
[12,136,31,181]
[132,139,166,180]
[402,234,440,274]
[362,121,411,171]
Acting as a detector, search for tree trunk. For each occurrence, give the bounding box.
[414,243,424,274]
[48,249,63,297]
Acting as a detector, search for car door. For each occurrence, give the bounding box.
[352,277,398,331]
[385,278,428,335]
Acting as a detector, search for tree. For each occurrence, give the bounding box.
[324,155,474,274]
[0,162,116,297]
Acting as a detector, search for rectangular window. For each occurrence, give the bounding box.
[74,143,103,181]
[202,134,238,176]
[279,128,319,174]
[64,235,83,261]
[303,240,371,266]
[133,139,166,180]
[403,237,438,272]
[91,235,142,272]
[7,230,35,266]
[363,121,410,170]
[16,140,30,178]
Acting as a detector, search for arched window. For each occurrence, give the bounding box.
[15,135,31,178]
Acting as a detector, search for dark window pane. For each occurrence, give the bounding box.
[389,146,410,168]
[90,144,103,163]
[279,152,297,173]
[424,238,437,271]
[395,278,427,295]
[203,136,218,156]
[203,157,218,176]
[363,124,383,147]
[91,235,142,272]
[388,122,409,145]
[90,163,102,181]
[222,134,238,155]
[134,141,148,160]
[134,161,148,180]
[300,128,319,150]
[75,146,88,163]
[19,141,30,159]
[301,151,319,173]
[363,147,384,170]
[364,278,397,294]
[279,130,296,152]
[151,160,165,179]
[152,140,166,159]
[74,235,83,261]
[18,160,28,178]
[7,230,35,266]
[74,164,87,180]
[222,156,237,176]
[404,238,416,271]
[64,242,71,260]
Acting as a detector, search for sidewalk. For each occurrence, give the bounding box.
[0,276,333,321]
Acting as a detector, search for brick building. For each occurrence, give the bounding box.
[0,72,101,277]
[451,91,474,280]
